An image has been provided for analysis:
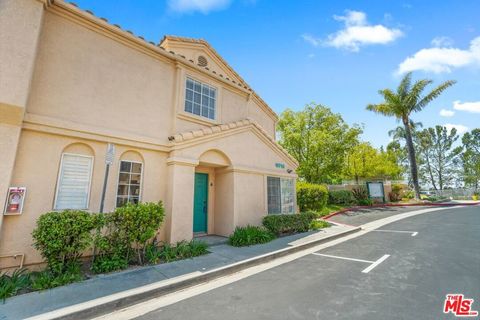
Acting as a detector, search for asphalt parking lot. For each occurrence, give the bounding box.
[137,206,479,320]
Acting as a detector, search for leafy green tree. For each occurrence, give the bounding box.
[277,103,362,184]
[461,129,480,190]
[343,142,402,183]
[416,126,462,190]
[366,72,456,199]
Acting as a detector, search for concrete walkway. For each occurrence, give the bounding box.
[0,224,356,320]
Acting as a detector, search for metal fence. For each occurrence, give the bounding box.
[429,188,476,199]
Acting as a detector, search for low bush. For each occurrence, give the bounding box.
[110,202,165,265]
[309,220,330,230]
[328,190,355,205]
[389,184,403,202]
[30,264,83,291]
[352,186,370,205]
[92,202,165,272]
[145,240,209,263]
[297,182,328,212]
[262,212,318,236]
[32,210,97,275]
[228,226,276,247]
[403,190,415,199]
[0,269,31,302]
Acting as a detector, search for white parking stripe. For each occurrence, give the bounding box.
[372,229,418,237]
[311,253,374,264]
[361,254,390,274]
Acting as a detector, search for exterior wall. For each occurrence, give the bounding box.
[234,172,266,227]
[0,1,297,268]
[0,130,168,268]
[27,11,175,144]
[0,0,44,238]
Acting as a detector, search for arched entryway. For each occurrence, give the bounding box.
[194,150,233,236]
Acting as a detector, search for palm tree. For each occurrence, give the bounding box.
[367,72,456,200]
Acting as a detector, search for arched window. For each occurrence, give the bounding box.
[116,151,143,207]
[54,144,94,210]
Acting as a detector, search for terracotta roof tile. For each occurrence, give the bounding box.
[171,119,298,166]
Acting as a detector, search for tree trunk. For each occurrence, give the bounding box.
[403,117,421,200]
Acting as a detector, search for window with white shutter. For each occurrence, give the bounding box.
[54,153,93,210]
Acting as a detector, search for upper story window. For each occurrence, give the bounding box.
[185,77,216,120]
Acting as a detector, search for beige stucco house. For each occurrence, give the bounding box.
[0,0,298,269]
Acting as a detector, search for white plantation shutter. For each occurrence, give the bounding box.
[55,154,93,210]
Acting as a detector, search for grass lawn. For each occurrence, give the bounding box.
[317,204,347,217]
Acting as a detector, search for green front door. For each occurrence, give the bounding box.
[193,173,208,233]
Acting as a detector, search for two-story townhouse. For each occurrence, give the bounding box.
[0,0,298,269]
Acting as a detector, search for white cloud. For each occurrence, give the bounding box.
[439,109,455,117]
[431,36,454,47]
[453,100,480,113]
[301,34,321,47]
[328,11,403,52]
[308,53,315,59]
[168,0,231,14]
[302,10,403,52]
[444,123,469,135]
[397,36,480,74]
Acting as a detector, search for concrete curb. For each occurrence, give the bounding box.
[33,226,361,320]
[322,202,479,220]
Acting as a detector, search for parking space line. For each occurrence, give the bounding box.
[311,253,374,264]
[361,254,390,274]
[372,229,418,237]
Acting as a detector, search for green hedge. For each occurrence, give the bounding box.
[328,190,355,205]
[297,182,328,211]
[32,210,97,275]
[262,212,318,236]
[228,225,276,247]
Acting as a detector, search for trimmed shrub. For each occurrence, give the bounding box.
[92,201,165,271]
[228,226,276,247]
[32,210,97,274]
[328,190,355,205]
[297,182,328,211]
[262,212,318,236]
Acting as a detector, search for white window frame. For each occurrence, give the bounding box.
[184,77,217,121]
[54,153,94,210]
[115,160,143,208]
[266,176,296,215]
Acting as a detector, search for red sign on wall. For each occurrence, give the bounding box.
[4,187,26,215]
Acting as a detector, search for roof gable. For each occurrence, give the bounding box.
[170,118,298,167]
[159,36,247,86]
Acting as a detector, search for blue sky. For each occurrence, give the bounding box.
[74,0,480,148]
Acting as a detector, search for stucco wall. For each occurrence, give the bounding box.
[234,172,266,227]
[0,130,168,267]
[27,12,175,144]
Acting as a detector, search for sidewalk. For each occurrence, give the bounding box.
[0,223,357,320]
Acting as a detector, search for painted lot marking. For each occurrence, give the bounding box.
[312,253,374,264]
[312,253,390,274]
[372,229,418,237]
[361,254,390,274]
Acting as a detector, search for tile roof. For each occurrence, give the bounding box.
[171,118,298,166]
